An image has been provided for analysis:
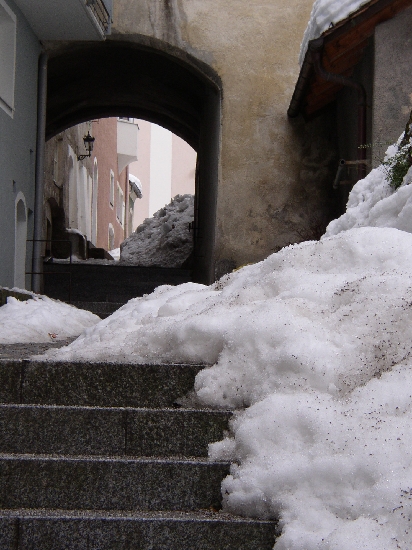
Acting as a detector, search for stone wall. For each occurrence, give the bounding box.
[113,0,327,272]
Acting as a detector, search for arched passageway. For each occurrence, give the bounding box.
[46,38,222,284]
[14,195,27,289]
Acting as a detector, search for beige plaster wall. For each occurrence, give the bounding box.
[113,0,317,267]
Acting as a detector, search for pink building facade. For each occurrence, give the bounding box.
[129,120,196,230]
[44,117,139,257]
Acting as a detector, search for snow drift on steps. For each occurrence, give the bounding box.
[42,225,412,549]
[40,136,412,548]
[0,295,100,344]
[325,145,412,236]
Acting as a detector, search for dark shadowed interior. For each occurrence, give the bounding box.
[46,37,222,284]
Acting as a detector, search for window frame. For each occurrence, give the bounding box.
[109,170,115,208]
[0,0,17,118]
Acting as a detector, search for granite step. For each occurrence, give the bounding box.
[72,301,125,318]
[43,262,193,303]
[0,509,279,550]
[0,356,279,547]
[0,360,204,407]
[0,404,231,458]
[0,454,230,512]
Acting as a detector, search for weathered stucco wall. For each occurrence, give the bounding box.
[113,0,318,270]
[373,5,412,158]
[0,0,41,288]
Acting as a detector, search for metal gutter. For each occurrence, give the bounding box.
[310,38,367,177]
[287,47,314,118]
[32,52,48,294]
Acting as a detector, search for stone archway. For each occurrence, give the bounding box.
[45,38,222,284]
[14,194,27,289]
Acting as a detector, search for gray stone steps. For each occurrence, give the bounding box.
[0,360,204,407]
[0,509,278,550]
[0,404,231,458]
[0,356,279,547]
[72,301,125,318]
[43,262,193,304]
[0,454,230,512]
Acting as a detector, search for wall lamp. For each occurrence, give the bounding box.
[77,131,95,161]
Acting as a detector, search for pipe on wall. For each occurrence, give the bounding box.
[32,51,48,293]
[309,38,367,179]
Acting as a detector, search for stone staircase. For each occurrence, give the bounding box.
[0,357,278,549]
[43,262,193,318]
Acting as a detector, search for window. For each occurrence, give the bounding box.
[109,170,114,207]
[0,0,16,117]
[116,183,124,226]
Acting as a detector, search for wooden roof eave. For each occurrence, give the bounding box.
[288,0,412,118]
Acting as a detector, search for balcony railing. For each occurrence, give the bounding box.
[86,0,111,34]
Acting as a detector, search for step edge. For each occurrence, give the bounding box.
[0,452,231,466]
[0,508,277,524]
[0,403,233,414]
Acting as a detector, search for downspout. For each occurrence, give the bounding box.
[32,51,48,293]
[309,38,367,179]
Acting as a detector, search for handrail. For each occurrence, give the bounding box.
[26,239,73,303]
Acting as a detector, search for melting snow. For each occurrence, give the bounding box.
[39,135,412,548]
[0,294,100,344]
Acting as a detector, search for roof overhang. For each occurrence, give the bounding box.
[288,0,412,118]
[14,0,111,41]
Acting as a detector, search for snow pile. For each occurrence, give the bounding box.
[326,143,412,236]
[129,173,143,198]
[40,134,412,548]
[300,0,369,65]
[43,225,412,548]
[109,248,120,261]
[0,295,100,343]
[120,194,194,268]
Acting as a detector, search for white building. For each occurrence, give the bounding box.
[129,120,197,230]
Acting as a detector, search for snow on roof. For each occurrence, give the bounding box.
[128,173,143,198]
[299,0,370,65]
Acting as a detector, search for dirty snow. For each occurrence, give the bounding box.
[120,194,194,268]
[326,141,412,236]
[40,138,412,548]
[43,226,412,549]
[109,248,120,261]
[0,294,100,343]
[300,0,370,65]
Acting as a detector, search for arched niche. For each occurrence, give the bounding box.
[14,193,27,289]
[46,38,222,284]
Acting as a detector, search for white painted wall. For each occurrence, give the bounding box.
[129,121,196,230]
[149,123,173,216]
[117,118,138,174]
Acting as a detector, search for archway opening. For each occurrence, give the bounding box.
[14,196,27,289]
[46,39,221,284]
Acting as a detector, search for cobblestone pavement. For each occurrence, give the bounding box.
[0,338,76,360]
